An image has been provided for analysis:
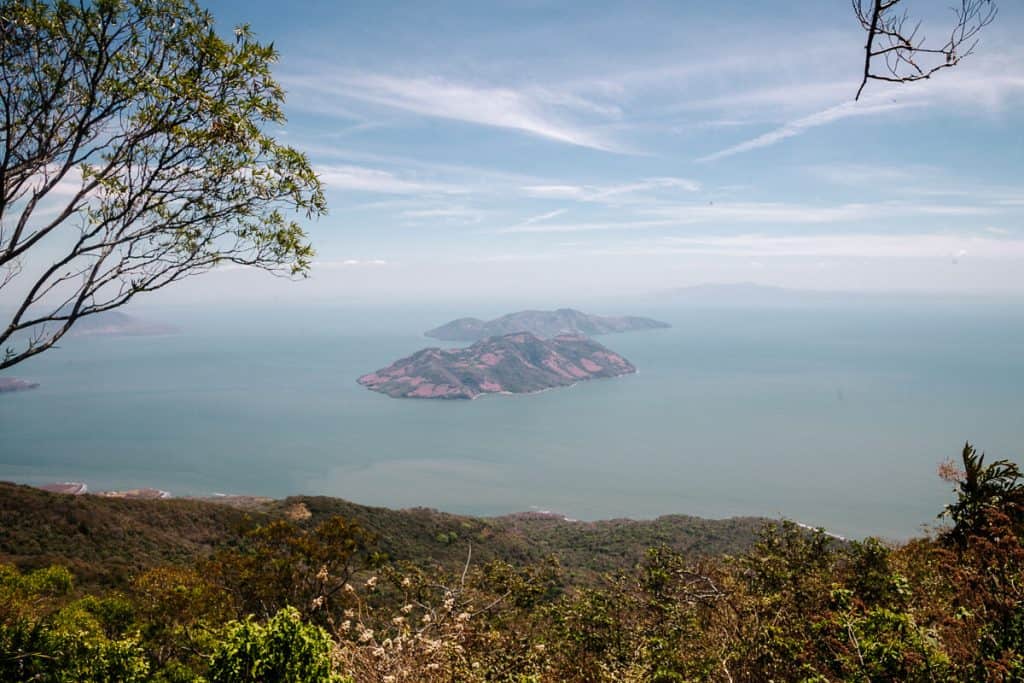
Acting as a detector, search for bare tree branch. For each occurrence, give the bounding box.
[854,0,997,100]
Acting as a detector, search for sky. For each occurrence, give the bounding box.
[9,0,1024,306]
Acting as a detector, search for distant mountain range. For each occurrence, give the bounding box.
[358,332,636,399]
[657,282,1006,306]
[425,308,669,341]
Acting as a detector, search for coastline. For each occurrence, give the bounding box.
[18,480,857,541]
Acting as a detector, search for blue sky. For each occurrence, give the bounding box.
[25,1,1024,306]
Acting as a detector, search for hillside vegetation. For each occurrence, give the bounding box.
[1,443,1022,681]
[0,483,765,588]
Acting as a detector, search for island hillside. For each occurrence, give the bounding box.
[425,307,669,341]
[0,377,39,393]
[66,309,177,337]
[358,332,635,399]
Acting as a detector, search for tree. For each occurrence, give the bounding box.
[854,0,997,100]
[207,606,346,683]
[207,516,382,624]
[130,565,234,676]
[942,441,1024,546]
[0,0,325,369]
[0,564,150,682]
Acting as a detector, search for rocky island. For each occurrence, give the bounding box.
[358,332,636,399]
[68,310,176,337]
[0,377,39,393]
[425,308,670,341]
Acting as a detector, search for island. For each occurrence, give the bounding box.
[68,310,177,337]
[358,332,636,399]
[0,377,39,393]
[424,308,670,341]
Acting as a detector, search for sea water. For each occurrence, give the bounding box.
[1,298,1021,539]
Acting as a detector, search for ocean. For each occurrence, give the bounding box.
[1,296,1022,540]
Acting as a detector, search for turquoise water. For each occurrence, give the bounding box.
[1,300,1022,539]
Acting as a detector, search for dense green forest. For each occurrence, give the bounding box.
[2,443,1023,681]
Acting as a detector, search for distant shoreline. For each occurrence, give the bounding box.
[22,480,858,540]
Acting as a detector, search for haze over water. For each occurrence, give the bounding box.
[2,294,1022,540]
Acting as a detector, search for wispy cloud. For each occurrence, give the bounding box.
[317,164,466,195]
[521,177,701,204]
[806,163,935,187]
[593,233,1024,260]
[499,199,1001,233]
[302,144,548,186]
[680,80,853,115]
[401,207,483,223]
[286,72,621,151]
[462,232,1024,266]
[397,205,489,226]
[522,209,568,225]
[697,99,918,162]
[691,46,1024,163]
[315,258,391,269]
[566,36,850,101]
[497,219,674,234]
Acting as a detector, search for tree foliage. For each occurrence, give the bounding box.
[206,516,383,625]
[0,0,325,368]
[943,441,1024,547]
[208,607,344,683]
[0,565,150,682]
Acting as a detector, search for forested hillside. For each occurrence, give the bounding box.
[0,483,766,588]
[2,444,1023,681]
